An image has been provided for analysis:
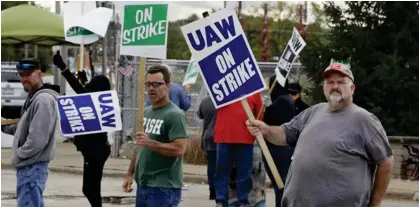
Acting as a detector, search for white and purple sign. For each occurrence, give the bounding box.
[181,8,266,108]
[56,90,122,136]
[274,27,306,87]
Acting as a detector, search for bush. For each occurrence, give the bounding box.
[184,135,207,165]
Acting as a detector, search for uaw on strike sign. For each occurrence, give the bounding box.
[181,8,266,108]
[275,27,306,87]
[56,90,122,136]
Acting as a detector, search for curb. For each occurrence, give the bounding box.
[2,163,418,202]
[1,163,207,183]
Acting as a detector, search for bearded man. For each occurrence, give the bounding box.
[246,62,393,207]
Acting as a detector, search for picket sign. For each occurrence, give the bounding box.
[56,90,122,136]
[256,27,307,120]
[181,8,284,188]
[119,2,169,133]
[63,1,113,72]
[274,27,307,87]
[182,58,200,86]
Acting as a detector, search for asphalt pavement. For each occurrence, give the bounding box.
[1,170,417,207]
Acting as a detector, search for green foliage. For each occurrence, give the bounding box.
[1,1,34,10]
[300,1,419,135]
[166,2,328,62]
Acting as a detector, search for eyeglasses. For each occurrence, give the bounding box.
[145,82,166,88]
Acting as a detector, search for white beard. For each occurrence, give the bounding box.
[328,92,343,106]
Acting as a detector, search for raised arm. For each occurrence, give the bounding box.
[61,69,88,94]
[53,52,87,94]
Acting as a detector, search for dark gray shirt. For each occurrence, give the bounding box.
[281,103,393,207]
[197,96,217,151]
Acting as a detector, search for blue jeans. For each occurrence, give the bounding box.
[230,200,266,207]
[206,150,217,189]
[262,142,294,207]
[135,186,182,207]
[215,143,254,207]
[16,162,49,207]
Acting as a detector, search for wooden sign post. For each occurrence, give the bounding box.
[137,57,146,132]
[241,99,284,188]
[195,9,284,188]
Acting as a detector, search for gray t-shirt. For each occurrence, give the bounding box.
[197,96,217,151]
[281,103,393,207]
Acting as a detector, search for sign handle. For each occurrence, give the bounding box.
[137,57,146,132]
[241,99,284,189]
[79,42,84,73]
[79,2,84,73]
[1,119,20,126]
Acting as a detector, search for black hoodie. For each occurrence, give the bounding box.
[263,76,296,126]
[61,69,110,151]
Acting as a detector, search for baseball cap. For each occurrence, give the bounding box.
[16,59,41,71]
[323,60,354,82]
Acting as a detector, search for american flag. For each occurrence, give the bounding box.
[117,59,135,77]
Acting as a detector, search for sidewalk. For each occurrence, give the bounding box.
[2,142,419,201]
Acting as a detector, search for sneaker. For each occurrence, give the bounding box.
[215,204,223,207]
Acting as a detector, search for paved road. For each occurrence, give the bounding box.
[1,170,417,207]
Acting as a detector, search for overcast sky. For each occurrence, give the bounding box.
[35,1,346,23]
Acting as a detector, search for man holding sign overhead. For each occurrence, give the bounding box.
[123,65,188,207]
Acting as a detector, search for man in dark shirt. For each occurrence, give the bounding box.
[288,83,309,114]
[197,95,217,200]
[262,76,296,207]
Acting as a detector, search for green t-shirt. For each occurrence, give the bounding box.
[134,102,188,189]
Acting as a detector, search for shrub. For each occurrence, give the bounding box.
[184,135,207,165]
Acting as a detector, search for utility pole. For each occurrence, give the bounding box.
[259,3,270,62]
[238,1,245,31]
[53,1,60,86]
[297,1,308,39]
[57,1,67,95]
[224,1,226,8]
[102,1,108,75]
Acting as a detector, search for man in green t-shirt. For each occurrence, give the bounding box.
[122,65,189,207]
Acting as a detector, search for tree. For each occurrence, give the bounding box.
[1,1,34,10]
[300,1,419,135]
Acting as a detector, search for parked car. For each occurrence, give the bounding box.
[1,62,27,119]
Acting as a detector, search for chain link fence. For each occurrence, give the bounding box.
[115,59,305,144]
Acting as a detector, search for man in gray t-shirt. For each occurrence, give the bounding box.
[246,62,393,207]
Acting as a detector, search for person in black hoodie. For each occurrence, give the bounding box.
[53,54,111,207]
[262,75,296,207]
[288,83,309,115]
